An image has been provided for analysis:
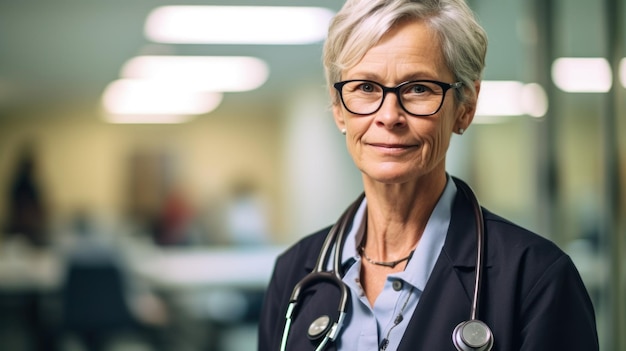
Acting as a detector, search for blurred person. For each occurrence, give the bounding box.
[0,141,56,351]
[152,186,194,246]
[225,178,271,246]
[4,141,49,247]
[258,1,599,350]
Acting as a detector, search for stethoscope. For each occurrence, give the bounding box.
[280,177,494,351]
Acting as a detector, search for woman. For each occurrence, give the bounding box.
[258,0,599,350]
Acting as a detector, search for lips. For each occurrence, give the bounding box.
[366,142,420,156]
[368,142,419,149]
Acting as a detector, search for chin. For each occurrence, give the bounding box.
[361,163,422,184]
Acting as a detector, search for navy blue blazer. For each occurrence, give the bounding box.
[258,186,599,350]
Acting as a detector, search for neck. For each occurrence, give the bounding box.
[361,172,447,261]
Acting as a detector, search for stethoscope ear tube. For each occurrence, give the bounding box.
[452,177,493,351]
[280,195,362,351]
[288,272,350,313]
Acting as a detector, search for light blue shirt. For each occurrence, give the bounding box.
[335,177,456,350]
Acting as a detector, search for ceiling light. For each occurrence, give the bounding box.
[476,81,525,117]
[520,83,548,118]
[101,79,223,117]
[121,56,269,92]
[475,81,548,122]
[145,6,335,44]
[552,57,612,93]
[619,57,626,88]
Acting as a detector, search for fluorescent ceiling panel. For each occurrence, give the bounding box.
[552,57,612,93]
[101,79,223,116]
[475,81,547,122]
[121,56,269,92]
[619,57,626,88]
[476,81,525,117]
[145,6,335,44]
[520,83,548,118]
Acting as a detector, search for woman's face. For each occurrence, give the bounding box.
[333,20,478,185]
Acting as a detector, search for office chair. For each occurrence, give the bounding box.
[61,263,163,351]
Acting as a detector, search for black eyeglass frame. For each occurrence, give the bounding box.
[333,79,463,117]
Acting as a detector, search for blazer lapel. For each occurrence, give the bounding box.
[398,184,481,350]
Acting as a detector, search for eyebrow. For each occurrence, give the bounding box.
[342,72,382,81]
[342,71,440,83]
[403,72,437,81]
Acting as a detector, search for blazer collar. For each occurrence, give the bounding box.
[443,177,486,268]
[303,226,334,272]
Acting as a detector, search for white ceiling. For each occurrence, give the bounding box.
[0,0,344,115]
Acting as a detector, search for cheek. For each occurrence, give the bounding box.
[343,118,374,166]
[342,119,360,149]
[421,128,447,158]
[418,114,454,161]
[345,117,370,140]
[433,127,452,157]
[436,103,460,137]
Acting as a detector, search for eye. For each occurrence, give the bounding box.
[407,83,430,94]
[356,82,376,93]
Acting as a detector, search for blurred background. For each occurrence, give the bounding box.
[0,0,624,350]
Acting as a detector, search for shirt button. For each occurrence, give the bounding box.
[392,280,403,291]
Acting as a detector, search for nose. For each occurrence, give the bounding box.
[375,92,407,129]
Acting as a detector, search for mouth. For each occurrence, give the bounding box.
[369,142,419,148]
[367,142,420,153]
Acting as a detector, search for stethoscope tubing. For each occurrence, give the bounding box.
[280,194,363,351]
[454,178,485,321]
[279,179,492,351]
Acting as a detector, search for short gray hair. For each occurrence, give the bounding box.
[323,0,487,105]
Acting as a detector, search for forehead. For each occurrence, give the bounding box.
[344,20,451,82]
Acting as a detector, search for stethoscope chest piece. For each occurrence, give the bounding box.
[452,319,494,351]
[308,315,332,340]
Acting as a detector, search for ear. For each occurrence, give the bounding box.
[455,80,481,133]
[332,103,346,132]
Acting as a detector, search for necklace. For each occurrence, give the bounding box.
[358,245,414,268]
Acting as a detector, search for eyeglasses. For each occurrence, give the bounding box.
[333,79,462,116]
